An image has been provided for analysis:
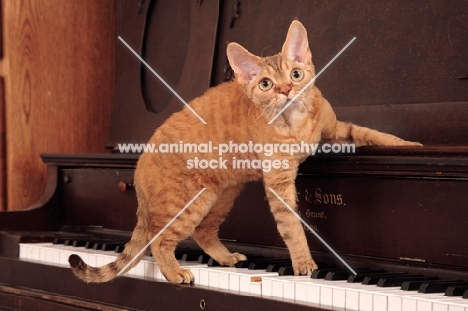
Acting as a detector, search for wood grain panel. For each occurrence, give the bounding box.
[3,0,115,210]
[0,78,5,211]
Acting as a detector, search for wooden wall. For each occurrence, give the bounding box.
[1,0,116,210]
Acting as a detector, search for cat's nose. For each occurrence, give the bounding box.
[277,85,291,96]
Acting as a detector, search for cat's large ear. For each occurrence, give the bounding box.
[281,20,312,64]
[227,43,262,85]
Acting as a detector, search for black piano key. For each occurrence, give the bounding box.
[52,237,67,244]
[72,239,88,247]
[377,275,438,288]
[278,266,294,276]
[419,280,468,294]
[64,239,75,246]
[445,285,468,296]
[181,252,207,262]
[325,269,381,281]
[207,257,220,267]
[233,255,265,268]
[401,279,430,291]
[235,261,251,268]
[197,254,211,264]
[248,259,291,270]
[85,241,98,249]
[101,242,126,251]
[266,261,292,272]
[53,235,94,245]
[84,238,112,249]
[311,267,342,279]
[362,273,409,285]
[348,272,395,283]
[114,245,125,253]
[463,289,468,299]
[92,242,104,250]
[174,249,204,260]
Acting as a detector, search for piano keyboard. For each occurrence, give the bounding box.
[19,242,468,311]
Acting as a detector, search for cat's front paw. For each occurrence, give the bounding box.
[216,252,247,266]
[164,268,194,284]
[293,259,318,276]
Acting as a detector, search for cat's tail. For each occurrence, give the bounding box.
[69,183,151,283]
[68,222,149,283]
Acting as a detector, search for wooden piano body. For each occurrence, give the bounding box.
[1,0,467,310]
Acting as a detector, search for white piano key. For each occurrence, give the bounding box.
[401,294,417,311]
[19,243,32,260]
[261,277,274,297]
[417,298,433,311]
[198,268,210,286]
[333,287,346,310]
[45,247,60,265]
[320,284,333,308]
[59,248,74,266]
[249,281,262,296]
[345,287,360,311]
[143,258,155,279]
[208,268,220,288]
[330,281,351,310]
[87,253,98,267]
[271,277,284,299]
[218,269,230,291]
[132,262,146,277]
[19,243,43,261]
[294,279,309,303]
[283,277,300,301]
[307,279,326,305]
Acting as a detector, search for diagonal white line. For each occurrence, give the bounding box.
[118,36,207,125]
[117,187,206,276]
[268,37,356,124]
[268,187,357,276]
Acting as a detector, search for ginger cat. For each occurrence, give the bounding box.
[69,20,421,284]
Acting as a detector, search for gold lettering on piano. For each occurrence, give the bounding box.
[297,210,320,231]
[305,210,325,219]
[305,188,346,206]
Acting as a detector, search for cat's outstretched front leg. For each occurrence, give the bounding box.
[263,169,318,276]
[330,121,422,147]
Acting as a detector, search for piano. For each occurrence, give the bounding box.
[1,0,468,310]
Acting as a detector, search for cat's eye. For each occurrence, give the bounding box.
[259,78,273,91]
[290,68,304,82]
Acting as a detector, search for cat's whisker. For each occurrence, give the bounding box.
[255,108,266,120]
[258,100,280,120]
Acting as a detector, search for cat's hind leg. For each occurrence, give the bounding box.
[148,187,218,283]
[193,184,247,266]
[150,239,193,283]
